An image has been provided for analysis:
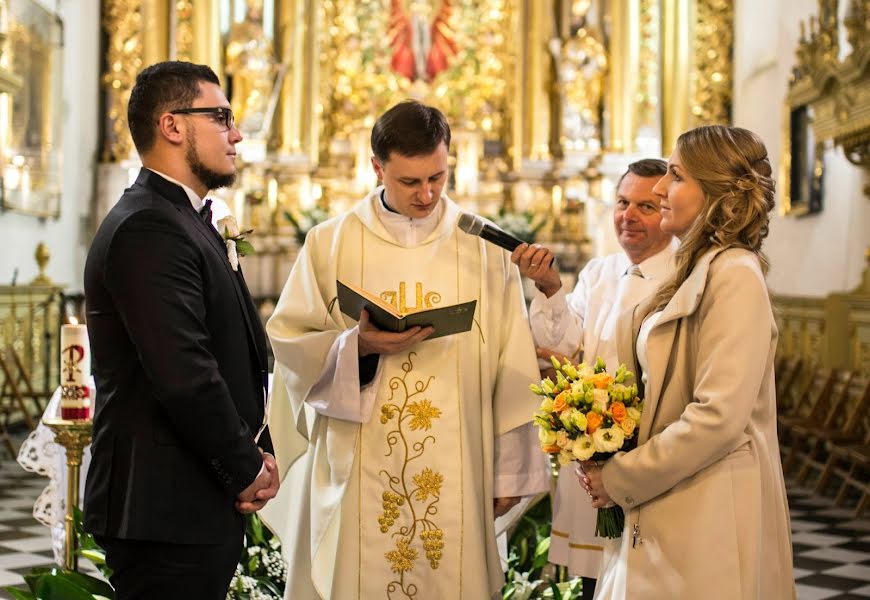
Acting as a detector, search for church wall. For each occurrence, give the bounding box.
[1,0,100,291]
[733,0,870,297]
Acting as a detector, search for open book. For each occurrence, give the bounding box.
[336,280,477,341]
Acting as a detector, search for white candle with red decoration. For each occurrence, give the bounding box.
[60,317,91,420]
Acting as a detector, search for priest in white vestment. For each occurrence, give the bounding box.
[261,101,549,600]
[510,159,675,599]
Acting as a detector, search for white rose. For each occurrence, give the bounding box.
[578,364,595,379]
[571,434,595,461]
[555,430,570,448]
[592,388,609,413]
[592,426,625,454]
[217,215,241,238]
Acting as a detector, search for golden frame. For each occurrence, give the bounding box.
[0,0,63,219]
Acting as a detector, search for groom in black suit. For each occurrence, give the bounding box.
[83,61,279,599]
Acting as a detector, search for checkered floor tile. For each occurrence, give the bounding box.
[1,439,869,599]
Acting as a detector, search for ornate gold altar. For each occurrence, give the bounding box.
[781,0,870,215]
[97,0,735,297]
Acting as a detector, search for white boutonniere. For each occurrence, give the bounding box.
[216,215,255,271]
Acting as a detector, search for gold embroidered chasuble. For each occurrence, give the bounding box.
[262,190,542,600]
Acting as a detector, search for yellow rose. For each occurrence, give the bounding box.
[620,417,637,437]
[627,407,642,422]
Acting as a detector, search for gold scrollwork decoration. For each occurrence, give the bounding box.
[101,0,144,162]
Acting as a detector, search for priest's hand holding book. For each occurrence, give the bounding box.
[358,309,434,356]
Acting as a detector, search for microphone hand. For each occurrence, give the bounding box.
[510,243,561,297]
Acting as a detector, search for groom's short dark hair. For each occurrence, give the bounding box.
[371,100,451,163]
[127,61,220,154]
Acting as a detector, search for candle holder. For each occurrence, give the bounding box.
[42,417,92,572]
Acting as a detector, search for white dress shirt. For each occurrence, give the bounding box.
[529,237,679,368]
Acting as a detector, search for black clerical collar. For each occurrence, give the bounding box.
[380,190,400,214]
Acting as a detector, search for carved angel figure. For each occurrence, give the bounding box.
[388,0,458,82]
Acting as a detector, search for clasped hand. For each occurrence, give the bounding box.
[358,309,434,357]
[236,450,280,514]
[576,461,613,509]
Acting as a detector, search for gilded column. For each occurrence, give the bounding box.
[175,0,222,76]
[606,0,641,153]
[689,0,733,127]
[141,0,169,68]
[660,0,692,154]
[101,0,144,162]
[276,0,319,162]
[513,0,554,167]
[636,0,660,153]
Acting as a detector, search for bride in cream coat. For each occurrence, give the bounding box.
[580,125,795,600]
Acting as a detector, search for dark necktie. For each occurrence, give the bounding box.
[199,198,213,223]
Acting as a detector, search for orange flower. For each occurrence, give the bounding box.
[543,444,562,454]
[552,391,570,413]
[591,373,613,389]
[610,401,627,423]
[586,412,603,434]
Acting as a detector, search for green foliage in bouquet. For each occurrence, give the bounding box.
[283,207,330,245]
[501,495,584,600]
[485,207,548,245]
[226,513,287,599]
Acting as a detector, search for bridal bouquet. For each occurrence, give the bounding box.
[530,356,643,538]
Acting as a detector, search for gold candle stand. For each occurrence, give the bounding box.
[42,418,93,572]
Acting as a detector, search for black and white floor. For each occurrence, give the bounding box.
[0,447,868,599]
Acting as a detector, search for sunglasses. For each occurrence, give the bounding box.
[169,106,235,131]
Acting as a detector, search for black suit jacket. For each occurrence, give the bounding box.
[83,169,272,544]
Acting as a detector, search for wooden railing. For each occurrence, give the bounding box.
[773,250,870,373]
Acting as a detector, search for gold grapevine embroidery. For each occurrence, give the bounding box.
[378,352,445,600]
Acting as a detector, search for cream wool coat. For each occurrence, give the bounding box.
[597,247,795,600]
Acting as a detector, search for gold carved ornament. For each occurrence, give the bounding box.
[785,0,870,199]
[689,0,733,126]
[174,0,194,61]
[101,0,143,162]
[378,351,445,600]
[318,0,514,162]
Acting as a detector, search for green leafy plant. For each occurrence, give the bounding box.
[501,495,584,600]
[2,507,114,599]
[226,513,287,599]
[283,207,330,245]
[486,207,548,245]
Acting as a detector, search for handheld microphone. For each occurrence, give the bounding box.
[457,213,525,252]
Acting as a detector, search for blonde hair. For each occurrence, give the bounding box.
[652,125,776,311]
